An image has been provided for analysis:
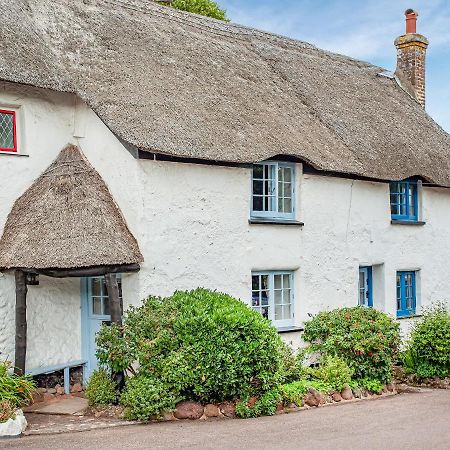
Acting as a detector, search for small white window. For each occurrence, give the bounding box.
[251,162,295,220]
[251,271,294,328]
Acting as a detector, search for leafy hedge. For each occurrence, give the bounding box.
[85,370,118,407]
[402,303,450,378]
[96,288,285,417]
[0,360,35,422]
[303,307,400,383]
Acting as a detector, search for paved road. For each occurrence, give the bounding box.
[2,389,449,450]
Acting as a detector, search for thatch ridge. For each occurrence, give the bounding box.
[0,145,143,270]
[1,0,449,186]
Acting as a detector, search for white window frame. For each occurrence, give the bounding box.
[251,271,295,328]
[251,162,295,220]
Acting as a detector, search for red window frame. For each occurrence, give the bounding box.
[0,109,18,153]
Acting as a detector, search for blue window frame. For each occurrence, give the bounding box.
[390,180,418,221]
[251,162,295,220]
[358,266,373,307]
[396,271,416,317]
[251,271,294,328]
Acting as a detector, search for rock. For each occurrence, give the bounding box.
[161,411,176,421]
[304,388,321,407]
[341,386,354,401]
[47,388,57,394]
[284,403,299,413]
[0,410,27,437]
[174,401,204,420]
[204,404,220,418]
[43,393,55,402]
[31,391,44,404]
[331,392,342,402]
[218,402,236,418]
[275,403,284,415]
[37,388,47,394]
[70,383,83,393]
[247,397,258,408]
[352,388,364,399]
[56,386,65,395]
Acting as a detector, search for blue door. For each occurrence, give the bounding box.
[81,276,122,379]
[358,267,373,307]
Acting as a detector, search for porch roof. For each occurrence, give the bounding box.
[0,144,143,272]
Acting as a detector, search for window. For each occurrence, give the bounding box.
[396,271,416,317]
[358,266,373,307]
[251,271,294,327]
[251,162,295,220]
[88,276,123,317]
[390,180,418,221]
[0,109,17,153]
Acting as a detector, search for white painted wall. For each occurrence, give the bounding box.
[0,82,449,368]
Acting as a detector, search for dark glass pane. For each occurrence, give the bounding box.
[253,196,263,211]
[253,180,263,195]
[253,164,263,179]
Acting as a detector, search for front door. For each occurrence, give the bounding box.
[81,276,122,378]
[358,267,373,307]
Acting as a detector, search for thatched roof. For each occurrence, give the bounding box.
[1,0,450,186]
[0,145,143,270]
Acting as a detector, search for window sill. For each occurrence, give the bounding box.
[0,151,29,157]
[391,220,425,226]
[277,326,304,334]
[397,314,422,320]
[249,218,304,226]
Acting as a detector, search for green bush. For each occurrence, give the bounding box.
[0,361,35,411]
[235,389,280,418]
[97,289,285,405]
[85,370,118,406]
[356,377,384,394]
[120,376,178,421]
[280,344,308,383]
[308,355,353,392]
[159,0,229,21]
[405,303,450,378]
[303,307,400,383]
[279,379,333,406]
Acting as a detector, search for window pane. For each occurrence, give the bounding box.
[274,275,282,289]
[253,165,263,179]
[92,297,102,315]
[261,306,269,319]
[274,289,282,305]
[283,167,292,183]
[253,180,263,196]
[283,274,290,287]
[0,112,15,149]
[91,278,102,297]
[282,305,291,320]
[252,275,260,291]
[103,299,110,316]
[253,196,263,211]
[275,305,282,320]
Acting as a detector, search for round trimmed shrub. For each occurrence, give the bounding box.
[85,369,118,406]
[120,376,178,421]
[309,355,353,392]
[303,307,400,383]
[407,303,450,378]
[97,288,285,404]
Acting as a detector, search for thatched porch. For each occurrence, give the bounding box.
[0,145,143,375]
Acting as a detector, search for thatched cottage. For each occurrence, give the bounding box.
[0,1,449,384]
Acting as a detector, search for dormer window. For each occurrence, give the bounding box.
[251,162,295,220]
[390,179,418,222]
[0,109,17,153]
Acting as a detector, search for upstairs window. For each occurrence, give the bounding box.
[251,162,295,220]
[390,180,418,221]
[396,271,416,317]
[0,110,17,153]
[251,271,294,328]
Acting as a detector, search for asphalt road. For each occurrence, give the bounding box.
[2,389,449,450]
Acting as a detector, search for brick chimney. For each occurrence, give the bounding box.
[394,9,429,108]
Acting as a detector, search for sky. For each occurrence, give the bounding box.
[219,0,450,132]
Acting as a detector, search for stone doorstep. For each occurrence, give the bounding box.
[24,396,89,416]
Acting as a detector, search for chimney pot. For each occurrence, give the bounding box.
[405,9,418,34]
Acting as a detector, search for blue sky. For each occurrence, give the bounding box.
[220,0,450,132]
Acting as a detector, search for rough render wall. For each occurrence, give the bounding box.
[1,83,450,364]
